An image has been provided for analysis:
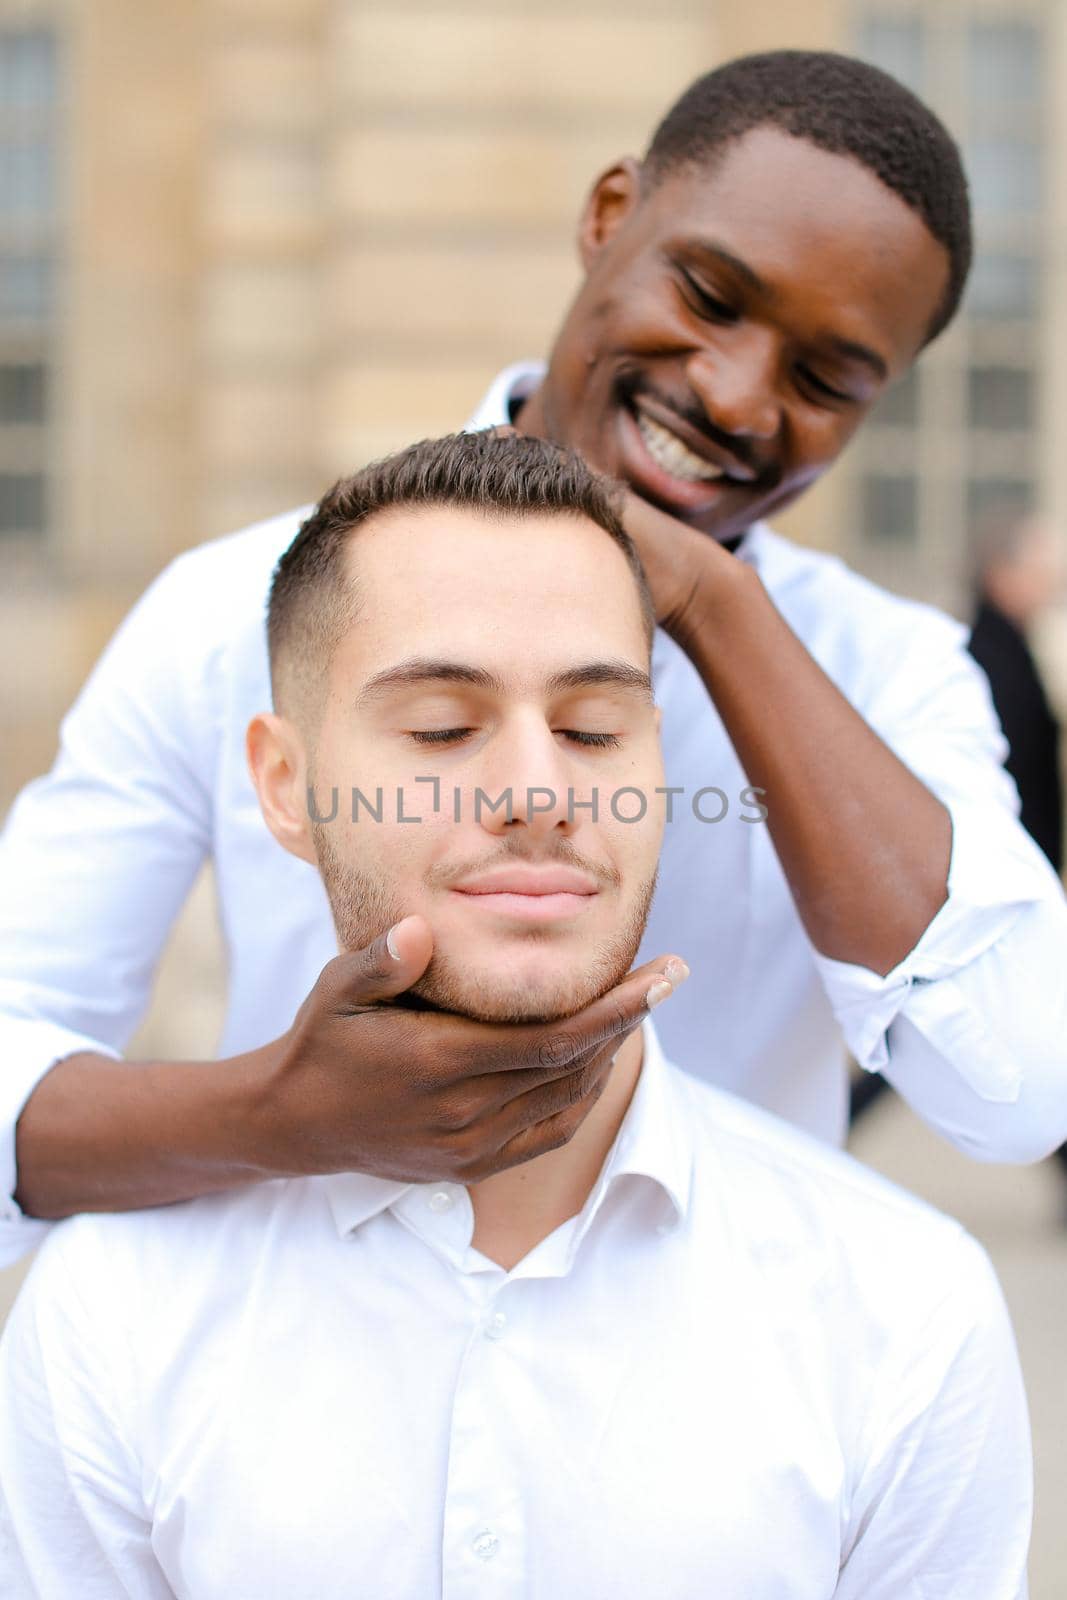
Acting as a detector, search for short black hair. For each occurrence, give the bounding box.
[643,49,971,343]
[268,430,656,721]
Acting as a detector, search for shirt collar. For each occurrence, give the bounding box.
[323,1019,694,1243]
[587,1018,693,1229]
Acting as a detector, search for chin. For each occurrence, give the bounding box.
[412,959,595,1025]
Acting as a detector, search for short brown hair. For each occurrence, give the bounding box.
[268,430,656,719]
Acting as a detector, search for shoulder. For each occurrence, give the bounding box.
[146,505,311,637]
[751,524,966,656]
[87,506,310,685]
[671,1066,993,1319]
[22,1181,315,1336]
[747,527,1003,743]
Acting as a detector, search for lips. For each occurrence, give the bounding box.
[450,865,600,925]
[616,403,738,517]
[452,890,596,924]
[453,866,599,896]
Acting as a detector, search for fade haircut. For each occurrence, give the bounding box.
[642,50,971,343]
[268,430,656,722]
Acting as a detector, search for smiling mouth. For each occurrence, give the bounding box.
[635,411,729,485]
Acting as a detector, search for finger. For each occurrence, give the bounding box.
[474,1069,612,1178]
[330,915,435,1007]
[497,1034,620,1128]
[470,1009,641,1115]
[459,952,690,1081]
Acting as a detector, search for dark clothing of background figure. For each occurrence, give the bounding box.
[969,599,1063,874]
[850,595,1065,1136]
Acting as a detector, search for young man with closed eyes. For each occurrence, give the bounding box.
[2,52,1066,1257]
[0,434,1031,1598]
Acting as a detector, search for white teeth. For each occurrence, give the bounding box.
[636,412,725,484]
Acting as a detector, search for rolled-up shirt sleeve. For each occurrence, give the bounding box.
[815,621,1067,1163]
[0,555,215,1264]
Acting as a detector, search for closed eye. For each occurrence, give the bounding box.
[407,729,621,748]
[563,730,620,748]
[679,269,737,323]
[797,365,853,404]
[408,728,472,746]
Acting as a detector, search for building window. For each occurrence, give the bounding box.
[0,25,58,543]
[848,4,1047,612]
[862,474,919,544]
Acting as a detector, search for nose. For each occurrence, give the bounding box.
[686,336,780,442]
[477,712,578,840]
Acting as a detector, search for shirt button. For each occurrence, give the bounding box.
[427,1190,454,1214]
[472,1529,499,1561]
[484,1310,507,1340]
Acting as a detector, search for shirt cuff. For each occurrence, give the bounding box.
[0,1018,122,1266]
[813,798,1048,1076]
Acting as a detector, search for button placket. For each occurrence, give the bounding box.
[484,1309,507,1341]
[441,1296,526,1597]
[471,1528,499,1561]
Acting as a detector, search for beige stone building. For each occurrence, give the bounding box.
[1,0,1065,801]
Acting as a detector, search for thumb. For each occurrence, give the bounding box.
[334,914,435,1006]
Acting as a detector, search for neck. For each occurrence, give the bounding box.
[467,1026,645,1270]
[511,381,548,440]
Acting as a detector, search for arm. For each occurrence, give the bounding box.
[0,553,216,1261]
[836,1233,1031,1599]
[626,495,1067,1160]
[818,635,1067,1161]
[15,926,684,1219]
[633,507,950,975]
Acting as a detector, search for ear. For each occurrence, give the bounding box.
[577,158,643,273]
[246,712,318,866]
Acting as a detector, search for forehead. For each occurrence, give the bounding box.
[336,504,650,685]
[639,125,949,360]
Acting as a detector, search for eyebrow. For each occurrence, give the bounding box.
[690,238,770,298]
[690,238,890,382]
[355,657,653,706]
[822,335,888,383]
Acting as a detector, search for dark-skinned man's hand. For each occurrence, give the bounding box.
[615,487,739,647]
[249,915,689,1185]
[496,421,731,647]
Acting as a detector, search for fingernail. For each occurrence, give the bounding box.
[386,925,401,961]
[645,979,673,1010]
[663,959,690,986]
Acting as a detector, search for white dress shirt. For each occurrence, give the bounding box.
[0,1023,1031,1600]
[1,361,1066,1265]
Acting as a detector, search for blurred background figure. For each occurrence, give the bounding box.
[969,509,1064,875]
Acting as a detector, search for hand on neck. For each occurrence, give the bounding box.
[467,1025,645,1271]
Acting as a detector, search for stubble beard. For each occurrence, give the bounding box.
[312,824,658,1024]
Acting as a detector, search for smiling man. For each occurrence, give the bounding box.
[2,51,1066,1251]
[0,434,1031,1598]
